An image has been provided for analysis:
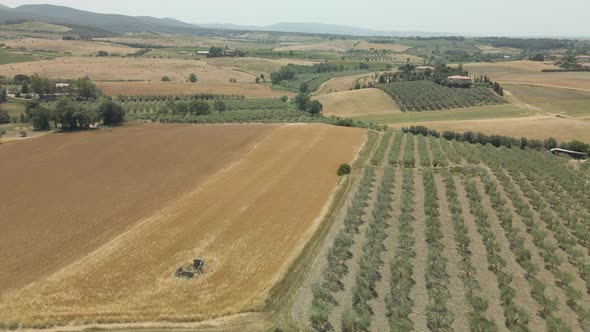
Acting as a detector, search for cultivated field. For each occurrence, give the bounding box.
[352,42,410,52]
[390,115,590,142]
[204,57,318,77]
[0,57,258,82]
[298,130,590,331]
[0,38,139,56]
[504,84,590,119]
[0,123,365,326]
[273,40,357,53]
[315,72,382,94]
[98,34,278,50]
[315,89,401,117]
[97,81,295,98]
[0,22,71,33]
[463,61,590,92]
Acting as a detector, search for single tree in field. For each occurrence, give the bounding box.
[213,100,226,114]
[188,73,198,83]
[161,76,171,82]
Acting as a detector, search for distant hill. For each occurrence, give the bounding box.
[0,3,450,38]
[196,22,452,38]
[0,4,204,35]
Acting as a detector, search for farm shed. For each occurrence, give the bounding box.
[550,148,588,159]
[197,51,210,55]
[416,66,435,72]
[575,55,590,63]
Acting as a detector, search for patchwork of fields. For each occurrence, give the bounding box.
[0,123,365,325]
[299,130,590,331]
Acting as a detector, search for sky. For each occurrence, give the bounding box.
[2,0,589,37]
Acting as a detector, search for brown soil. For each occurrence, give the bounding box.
[434,174,470,331]
[408,170,429,331]
[0,123,365,325]
[454,176,506,328]
[474,178,545,331]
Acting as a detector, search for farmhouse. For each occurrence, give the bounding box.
[550,148,588,159]
[575,55,590,63]
[197,51,210,55]
[55,83,69,88]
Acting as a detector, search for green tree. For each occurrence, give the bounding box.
[98,50,109,57]
[25,102,52,130]
[308,100,323,115]
[188,73,198,83]
[294,93,310,111]
[299,82,309,94]
[188,100,210,115]
[0,87,7,103]
[53,96,78,130]
[337,164,352,176]
[208,47,224,57]
[0,108,9,124]
[21,82,29,94]
[213,100,226,113]
[98,100,125,125]
[30,74,54,98]
[76,76,100,100]
[161,76,171,82]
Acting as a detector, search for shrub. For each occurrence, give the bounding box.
[19,130,27,137]
[337,163,351,176]
[161,76,171,81]
[188,73,198,83]
[0,108,9,124]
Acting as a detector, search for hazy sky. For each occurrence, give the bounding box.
[2,0,589,37]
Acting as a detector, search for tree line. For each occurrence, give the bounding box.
[402,125,590,155]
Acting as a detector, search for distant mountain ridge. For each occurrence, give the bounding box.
[0,4,204,35]
[0,3,452,38]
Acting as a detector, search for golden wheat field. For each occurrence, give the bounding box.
[0,57,258,82]
[0,38,139,55]
[0,123,365,325]
[316,88,401,117]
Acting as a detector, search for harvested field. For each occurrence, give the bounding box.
[315,72,381,94]
[463,61,590,91]
[352,41,410,52]
[99,34,277,50]
[389,115,590,142]
[315,88,401,117]
[0,123,365,325]
[0,57,257,82]
[97,81,295,98]
[0,38,139,55]
[475,44,521,54]
[205,57,318,77]
[273,40,357,53]
[504,84,590,119]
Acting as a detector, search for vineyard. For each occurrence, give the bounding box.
[306,129,590,332]
[378,81,507,111]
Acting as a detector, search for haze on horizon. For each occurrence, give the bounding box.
[1,0,589,37]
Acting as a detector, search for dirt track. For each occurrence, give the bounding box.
[0,123,364,325]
